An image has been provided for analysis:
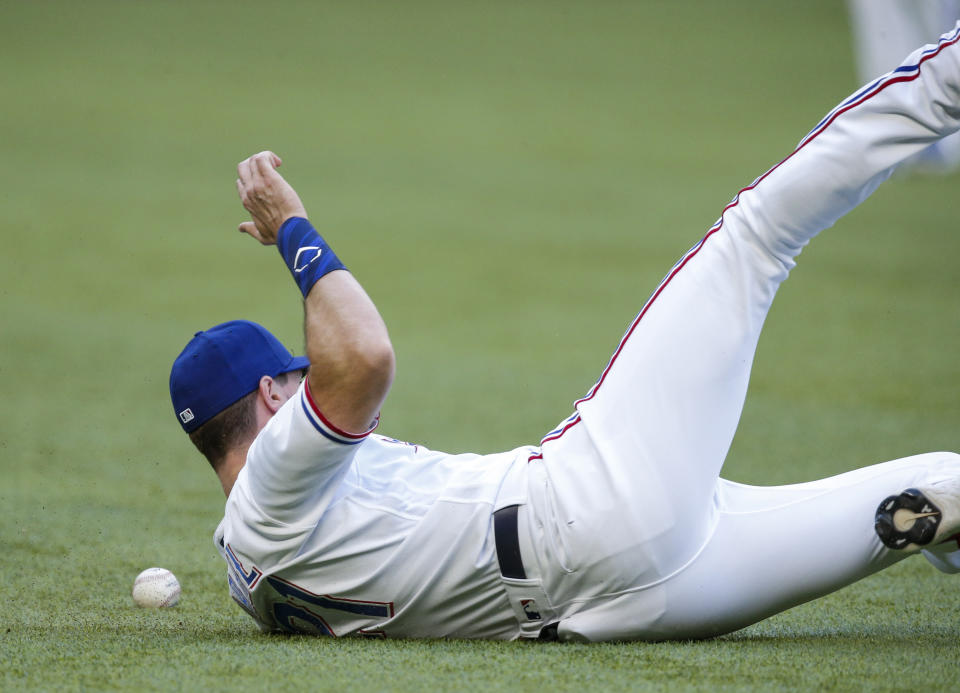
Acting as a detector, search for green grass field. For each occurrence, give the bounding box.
[2,1,959,690]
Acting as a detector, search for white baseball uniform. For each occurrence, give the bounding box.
[848,0,960,172]
[215,24,960,642]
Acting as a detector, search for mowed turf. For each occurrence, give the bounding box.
[2,1,959,690]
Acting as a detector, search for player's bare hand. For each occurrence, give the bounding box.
[236,151,308,245]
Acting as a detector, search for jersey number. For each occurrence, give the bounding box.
[267,576,394,636]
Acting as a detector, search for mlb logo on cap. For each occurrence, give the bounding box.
[169,320,309,433]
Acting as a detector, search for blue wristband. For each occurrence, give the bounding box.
[277,217,346,298]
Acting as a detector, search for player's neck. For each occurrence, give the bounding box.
[217,411,270,496]
[216,445,250,497]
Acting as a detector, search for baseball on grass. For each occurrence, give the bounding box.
[132,567,181,608]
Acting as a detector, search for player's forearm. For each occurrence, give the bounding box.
[234,151,396,434]
[302,269,395,434]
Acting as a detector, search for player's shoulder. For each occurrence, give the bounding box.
[245,382,374,482]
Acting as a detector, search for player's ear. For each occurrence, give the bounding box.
[258,375,285,414]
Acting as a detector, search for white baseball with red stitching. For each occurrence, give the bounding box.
[132,567,181,608]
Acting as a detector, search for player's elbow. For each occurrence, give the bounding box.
[316,334,395,397]
[356,336,396,395]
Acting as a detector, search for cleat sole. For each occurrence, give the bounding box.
[875,488,942,550]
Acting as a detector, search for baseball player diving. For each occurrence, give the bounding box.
[170,25,960,641]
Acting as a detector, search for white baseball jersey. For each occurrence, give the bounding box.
[215,382,535,639]
[215,23,960,642]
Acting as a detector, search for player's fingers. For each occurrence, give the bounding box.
[236,177,255,211]
[238,221,264,243]
[247,154,267,190]
[254,152,282,183]
[250,149,279,166]
[237,157,253,186]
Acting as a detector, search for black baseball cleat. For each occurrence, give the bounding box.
[875,488,943,550]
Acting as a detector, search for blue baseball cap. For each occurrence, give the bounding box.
[170,320,310,433]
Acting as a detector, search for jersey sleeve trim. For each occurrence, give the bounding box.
[301,380,379,445]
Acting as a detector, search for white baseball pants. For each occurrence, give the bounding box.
[522,24,960,642]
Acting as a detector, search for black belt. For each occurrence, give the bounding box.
[493,505,560,641]
[493,505,526,579]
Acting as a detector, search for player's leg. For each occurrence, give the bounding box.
[532,23,960,583]
[848,0,960,173]
[848,0,960,80]
[632,452,960,641]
